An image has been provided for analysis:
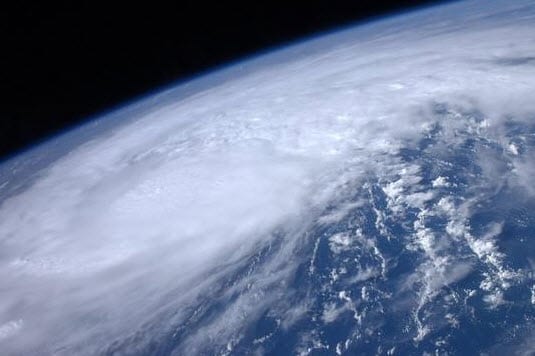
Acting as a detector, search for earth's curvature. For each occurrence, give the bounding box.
[1,1,535,355]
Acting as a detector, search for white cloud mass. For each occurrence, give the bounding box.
[1,0,535,354]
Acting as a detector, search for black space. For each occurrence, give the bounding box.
[1,0,444,160]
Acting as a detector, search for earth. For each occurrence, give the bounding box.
[1,1,535,355]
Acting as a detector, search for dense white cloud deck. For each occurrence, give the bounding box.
[1,0,535,354]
